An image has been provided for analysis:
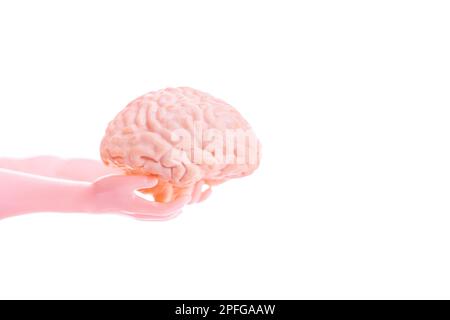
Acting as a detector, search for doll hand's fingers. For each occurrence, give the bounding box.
[91,174,190,219]
[92,174,188,218]
[128,209,182,221]
[125,194,190,216]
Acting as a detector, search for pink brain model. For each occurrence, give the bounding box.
[100,87,261,207]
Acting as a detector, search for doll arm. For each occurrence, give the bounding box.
[0,168,190,220]
[0,168,93,218]
[0,156,121,182]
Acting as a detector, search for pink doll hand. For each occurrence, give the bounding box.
[0,158,189,220]
[91,174,190,220]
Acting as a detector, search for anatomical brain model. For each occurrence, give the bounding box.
[101,87,261,206]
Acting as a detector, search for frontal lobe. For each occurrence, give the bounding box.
[100,87,261,201]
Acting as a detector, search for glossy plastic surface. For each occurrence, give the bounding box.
[0,157,190,220]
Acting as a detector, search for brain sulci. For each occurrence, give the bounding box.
[100,87,261,203]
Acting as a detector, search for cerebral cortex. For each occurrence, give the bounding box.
[100,87,261,203]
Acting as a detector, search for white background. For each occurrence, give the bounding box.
[0,0,449,299]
